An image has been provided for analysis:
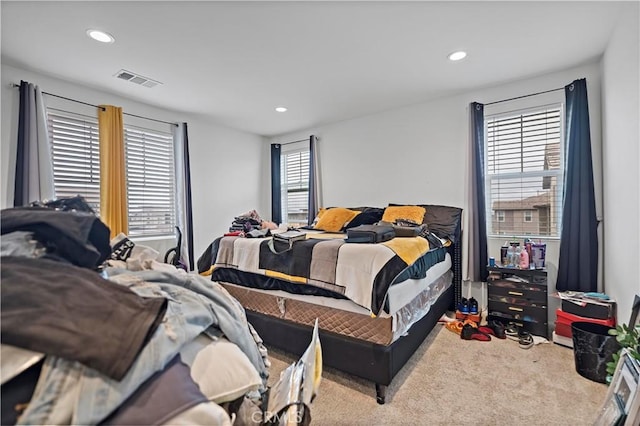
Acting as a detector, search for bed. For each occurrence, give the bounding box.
[198,204,463,404]
[0,205,319,425]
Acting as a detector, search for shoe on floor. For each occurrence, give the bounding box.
[518,331,534,349]
[504,323,520,341]
[445,320,464,335]
[460,324,491,341]
[487,320,507,339]
[478,325,497,337]
[468,297,479,315]
[457,298,469,314]
[462,318,478,328]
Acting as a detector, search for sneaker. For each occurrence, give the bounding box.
[457,298,469,314]
[518,331,534,349]
[487,320,507,339]
[460,324,491,341]
[445,320,464,335]
[468,297,479,315]
[504,323,520,341]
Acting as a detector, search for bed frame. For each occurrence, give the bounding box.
[247,239,462,404]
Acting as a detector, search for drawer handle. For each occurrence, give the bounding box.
[508,291,524,296]
[508,306,523,312]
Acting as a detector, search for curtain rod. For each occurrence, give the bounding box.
[12,83,179,127]
[275,137,311,146]
[484,87,564,106]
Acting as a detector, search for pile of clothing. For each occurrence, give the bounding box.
[0,203,270,425]
[229,210,264,233]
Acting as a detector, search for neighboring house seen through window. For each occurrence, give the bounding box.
[47,108,176,237]
[524,210,533,222]
[485,105,564,237]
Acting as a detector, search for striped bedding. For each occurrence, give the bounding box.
[199,234,447,316]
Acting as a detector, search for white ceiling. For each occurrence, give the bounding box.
[1,1,625,137]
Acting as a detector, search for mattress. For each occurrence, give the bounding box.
[221,268,452,346]
[206,234,447,315]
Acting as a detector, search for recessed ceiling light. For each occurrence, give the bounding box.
[87,29,115,43]
[275,107,287,112]
[448,51,467,61]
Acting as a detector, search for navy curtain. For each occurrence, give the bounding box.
[556,79,598,292]
[14,80,54,206]
[307,135,318,226]
[181,123,195,271]
[467,102,488,283]
[14,81,29,206]
[172,122,194,271]
[270,144,282,224]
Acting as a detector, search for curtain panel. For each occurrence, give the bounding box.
[270,144,282,225]
[556,79,598,292]
[173,122,195,271]
[464,102,488,285]
[307,135,319,226]
[13,80,55,206]
[98,105,128,239]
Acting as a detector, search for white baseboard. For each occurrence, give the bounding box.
[552,331,573,348]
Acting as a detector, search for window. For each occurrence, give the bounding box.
[124,126,175,237]
[485,105,564,237]
[281,148,309,225]
[48,109,101,211]
[48,108,176,237]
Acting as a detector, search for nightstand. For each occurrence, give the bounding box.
[487,266,549,338]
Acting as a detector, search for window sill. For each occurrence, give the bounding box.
[130,235,175,243]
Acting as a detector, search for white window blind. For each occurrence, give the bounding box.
[48,108,176,237]
[485,105,564,237]
[124,126,176,237]
[281,149,309,224]
[48,109,101,212]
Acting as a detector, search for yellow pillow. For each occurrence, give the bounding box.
[382,205,426,225]
[309,208,327,227]
[314,207,360,232]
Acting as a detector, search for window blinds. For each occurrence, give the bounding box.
[486,106,563,237]
[48,110,101,212]
[124,126,176,237]
[281,150,310,224]
[48,109,176,237]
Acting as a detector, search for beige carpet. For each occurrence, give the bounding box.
[267,324,607,425]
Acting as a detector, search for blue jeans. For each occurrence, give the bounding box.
[19,270,268,425]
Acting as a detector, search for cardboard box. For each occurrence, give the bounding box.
[561,298,615,320]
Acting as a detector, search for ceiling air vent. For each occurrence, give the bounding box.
[114,69,162,88]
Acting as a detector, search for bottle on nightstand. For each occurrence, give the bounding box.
[519,247,529,269]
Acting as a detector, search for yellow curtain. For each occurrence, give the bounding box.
[98,105,128,238]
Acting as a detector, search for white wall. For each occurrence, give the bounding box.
[269,62,603,328]
[1,63,265,261]
[602,4,640,323]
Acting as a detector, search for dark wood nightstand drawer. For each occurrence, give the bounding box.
[488,283,547,302]
[488,267,547,282]
[488,299,547,323]
[488,314,548,338]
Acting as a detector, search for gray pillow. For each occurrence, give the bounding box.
[388,203,462,243]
